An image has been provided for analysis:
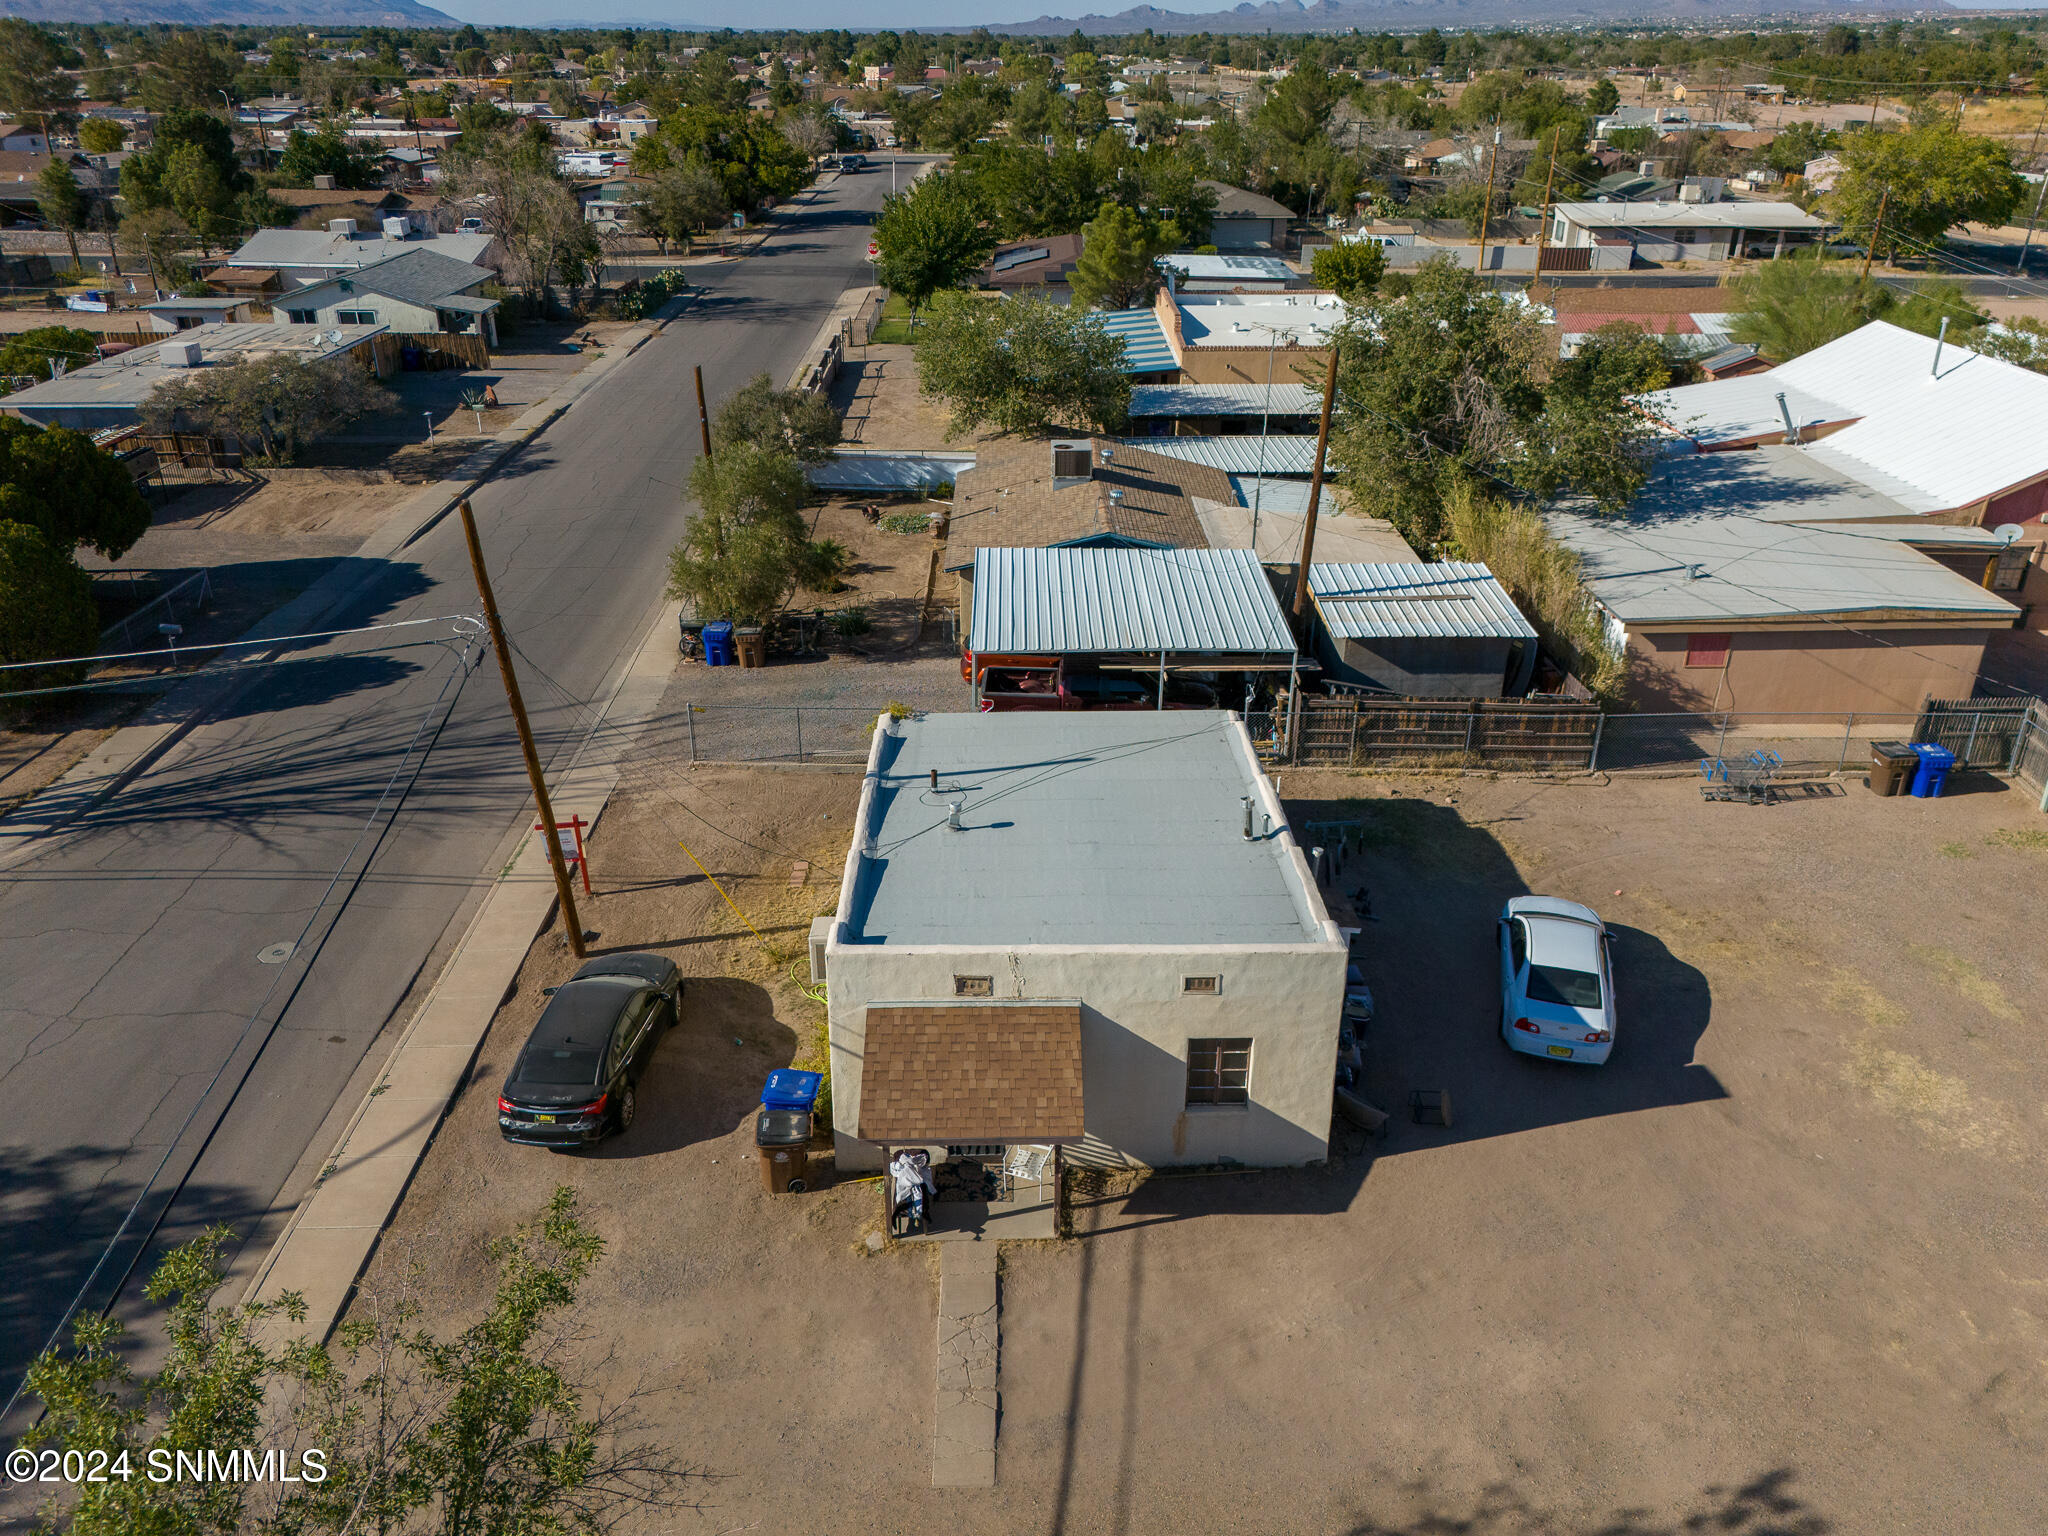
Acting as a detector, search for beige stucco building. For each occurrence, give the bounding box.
[814,712,1349,1176]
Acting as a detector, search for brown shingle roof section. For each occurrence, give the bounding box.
[943,437,1230,573]
[857,1003,1086,1143]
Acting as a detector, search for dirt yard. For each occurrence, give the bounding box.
[352,760,2048,1535]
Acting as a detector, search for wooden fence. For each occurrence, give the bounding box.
[1286,694,1601,768]
[375,331,490,371]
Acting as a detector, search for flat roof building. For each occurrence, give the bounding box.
[819,711,1348,1176]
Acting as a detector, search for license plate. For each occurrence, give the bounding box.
[535,1114,555,1123]
[1546,1045,1573,1058]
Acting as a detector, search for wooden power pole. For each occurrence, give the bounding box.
[1475,138,1499,273]
[1533,127,1560,277]
[1290,346,1341,632]
[694,364,714,462]
[1861,184,1889,281]
[459,500,587,960]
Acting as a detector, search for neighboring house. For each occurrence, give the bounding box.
[1548,199,1830,261]
[1308,562,1539,698]
[264,186,415,228]
[1158,252,1296,292]
[141,296,259,331]
[576,175,653,232]
[1198,180,1294,251]
[814,711,1348,1178]
[280,247,499,346]
[961,545,1299,695]
[0,123,48,153]
[1150,288,1341,386]
[222,221,500,290]
[0,151,109,221]
[1803,153,1845,193]
[0,322,388,432]
[1549,447,2022,714]
[980,233,1084,292]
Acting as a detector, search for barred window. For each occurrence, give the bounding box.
[1186,1038,1252,1107]
[953,975,993,998]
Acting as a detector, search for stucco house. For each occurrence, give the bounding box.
[279,248,499,347]
[814,711,1348,1192]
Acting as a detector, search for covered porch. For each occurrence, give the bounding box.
[859,1002,1086,1244]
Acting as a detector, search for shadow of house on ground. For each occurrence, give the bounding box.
[1342,1467,1830,1536]
[1087,795,1724,1228]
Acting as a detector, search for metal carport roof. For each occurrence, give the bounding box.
[969,547,1298,656]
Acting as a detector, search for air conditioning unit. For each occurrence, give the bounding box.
[382,216,410,239]
[165,340,202,367]
[327,218,358,236]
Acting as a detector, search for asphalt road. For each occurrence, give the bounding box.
[0,166,897,1414]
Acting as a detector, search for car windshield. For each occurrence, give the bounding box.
[516,1047,602,1085]
[1527,964,1602,1009]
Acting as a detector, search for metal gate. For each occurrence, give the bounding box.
[1913,697,2037,769]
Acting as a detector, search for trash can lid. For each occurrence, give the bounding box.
[1911,743,1956,766]
[756,1108,811,1146]
[702,620,734,638]
[762,1068,822,1110]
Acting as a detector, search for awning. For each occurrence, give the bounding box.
[205,267,280,290]
[857,1003,1085,1144]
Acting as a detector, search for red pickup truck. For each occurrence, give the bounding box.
[978,662,1220,713]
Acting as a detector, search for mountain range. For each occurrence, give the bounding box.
[0,0,456,22]
[985,0,1943,36]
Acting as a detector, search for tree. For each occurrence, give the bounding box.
[276,126,382,190]
[782,109,834,165]
[140,31,241,113]
[1726,252,1893,360]
[713,373,842,463]
[1765,120,1838,178]
[120,108,252,249]
[665,443,844,623]
[1329,259,1665,548]
[1310,239,1386,301]
[636,159,728,254]
[36,159,88,271]
[1585,77,1620,115]
[1828,121,2025,254]
[121,207,194,294]
[77,117,125,155]
[1070,200,1176,310]
[0,415,151,558]
[871,172,997,321]
[0,19,72,134]
[0,520,97,691]
[446,142,586,305]
[916,289,1131,437]
[143,353,390,466]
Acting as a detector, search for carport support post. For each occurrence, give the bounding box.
[459,500,587,960]
[1157,649,1166,710]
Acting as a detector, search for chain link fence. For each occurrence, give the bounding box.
[669,703,898,765]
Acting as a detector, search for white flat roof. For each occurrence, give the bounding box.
[1162,252,1295,283]
[1555,200,1830,231]
[2,322,384,410]
[1176,292,1342,347]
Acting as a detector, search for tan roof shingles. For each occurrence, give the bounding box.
[943,437,1231,573]
[856,1003,1086,1143]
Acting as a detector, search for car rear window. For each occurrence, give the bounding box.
[517,1048,602,1085]
[1527,965,1602,1009]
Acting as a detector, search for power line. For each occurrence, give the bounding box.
[0,610,482,676]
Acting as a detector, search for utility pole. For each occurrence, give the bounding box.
[1475,137,1498,275]
[694,363,713,461]
[459,500,587,960]
[1290,345,1340,632]
[1532,127,1560,278]
[2020,174,2048,276]
[1861,184,1889,281]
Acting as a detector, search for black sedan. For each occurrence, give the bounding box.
[498,953,682,1148]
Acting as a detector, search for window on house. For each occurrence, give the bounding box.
[335,309,377,326]
[1685,633,1732,669]
[1186,1038,1252,1106]
[953,975,993,998]
[1182,975,1221,995]
[285,309,317,324]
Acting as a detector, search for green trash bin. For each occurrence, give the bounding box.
[1868,740,1917,797]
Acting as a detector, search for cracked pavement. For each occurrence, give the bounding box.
[0,166,900,1414]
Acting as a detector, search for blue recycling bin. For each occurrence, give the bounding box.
[1909,743,1955,798]
[762,1068,822,1111]
[701,620,735,667]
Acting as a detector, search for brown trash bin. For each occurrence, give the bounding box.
[734,626,766,668]
[1868,740,1918,797]
[756,1108,810,1193]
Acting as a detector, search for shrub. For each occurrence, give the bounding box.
[0,520,97,692]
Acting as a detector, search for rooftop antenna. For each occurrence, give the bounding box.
[1931,315,1949,377]
[1775,391,1799,445]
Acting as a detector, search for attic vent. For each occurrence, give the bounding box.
[1052,446,1090,478]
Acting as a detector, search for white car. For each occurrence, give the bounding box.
[1498,897,1616,1065]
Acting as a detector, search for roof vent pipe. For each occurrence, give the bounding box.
[946,798,964,832]
[1241,795,1256,840]
[929,767,938,791]
[1931,315,1948,378]
[1775,391,1798,446]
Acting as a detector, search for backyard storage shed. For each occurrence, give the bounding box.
[817,712,1348,1175]
[1309,563,1538,698]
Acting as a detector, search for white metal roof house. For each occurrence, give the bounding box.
[1548,199,1830,261]
[222,221,501,292]
[1308,563,1539,698]
[814,711,1348,1191]
[278,248,500,347]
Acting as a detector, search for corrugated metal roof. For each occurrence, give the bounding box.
[1094,308,1177,374]
[1125,434,1319,474]
[1555,200,1830,231]
[969,547,1297,655]
[1310,563,1537,641]
[1130,383,1320,417]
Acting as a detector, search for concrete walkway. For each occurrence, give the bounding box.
[934,1242,1000,1488]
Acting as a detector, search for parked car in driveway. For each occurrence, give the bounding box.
[498,953,683,1147]
[978,661,1220,712]
[1498,897,1616,1064]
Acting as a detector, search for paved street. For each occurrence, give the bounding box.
[0,166,899,1416]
